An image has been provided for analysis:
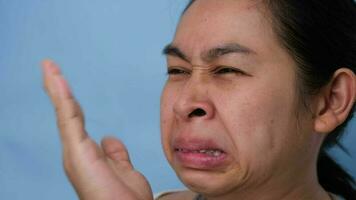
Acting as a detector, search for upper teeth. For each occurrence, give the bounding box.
[199,149,222,156]
[176,149,223,156]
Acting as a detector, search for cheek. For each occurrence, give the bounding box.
[216,79,300,172]
[160,83,177,160]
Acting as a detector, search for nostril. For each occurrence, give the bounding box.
[188,108,207,118]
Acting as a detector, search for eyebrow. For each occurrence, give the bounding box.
[163,43,254,63]
[162,44,190,62]
[203,43,254,62]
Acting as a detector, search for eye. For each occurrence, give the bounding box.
[214,66,245,75]
[167,67,190,75]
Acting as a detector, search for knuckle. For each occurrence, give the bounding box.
[62,152,78,174]
[63,157,74,174]
[56,103,85,128]
[63,160,71,171]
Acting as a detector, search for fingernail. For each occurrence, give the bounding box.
[42,59,61,75]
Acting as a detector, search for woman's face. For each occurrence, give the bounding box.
[161,0,317,196]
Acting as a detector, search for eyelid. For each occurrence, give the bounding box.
[167,66,191,75]
[212,65,245,74]
[166,65,249,76]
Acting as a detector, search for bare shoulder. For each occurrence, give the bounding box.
[157,190,197,200]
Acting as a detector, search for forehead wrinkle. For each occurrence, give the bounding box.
[164,42,256,66]
[201,43,255,63]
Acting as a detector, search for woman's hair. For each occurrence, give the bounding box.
[184,0,356,199]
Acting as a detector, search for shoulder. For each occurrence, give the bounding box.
[154,190,197,200]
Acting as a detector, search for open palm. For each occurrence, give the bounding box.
[42,60,153,200]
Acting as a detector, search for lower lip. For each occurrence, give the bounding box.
[174,150,228,170]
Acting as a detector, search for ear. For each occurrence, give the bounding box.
[314,68,356,134]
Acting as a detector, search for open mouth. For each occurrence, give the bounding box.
[173,144,228,169]
[175,148,225,157]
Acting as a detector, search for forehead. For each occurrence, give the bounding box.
[173,0,280,61]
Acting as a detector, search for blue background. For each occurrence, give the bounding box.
[0,1,354,199]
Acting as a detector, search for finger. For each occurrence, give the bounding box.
[42,59,73,103]
[42,59,62,104]
[41,60,88,145]
[101,137,133,170]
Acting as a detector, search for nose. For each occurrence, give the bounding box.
[173,79,215,121]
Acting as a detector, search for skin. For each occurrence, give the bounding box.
[42,0,356,199]
[160,0,355,199]
[42,61,153,200]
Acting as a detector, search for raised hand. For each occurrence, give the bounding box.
[42,60,153,200]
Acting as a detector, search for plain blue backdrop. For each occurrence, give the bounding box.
[0,1,355,199]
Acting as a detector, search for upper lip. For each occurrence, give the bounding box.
[172,137,226,153]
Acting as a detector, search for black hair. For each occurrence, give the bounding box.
[183,0,356,199]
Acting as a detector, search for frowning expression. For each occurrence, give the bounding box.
[160,0,315,196]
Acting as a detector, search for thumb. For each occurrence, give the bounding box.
[101,136,133,170]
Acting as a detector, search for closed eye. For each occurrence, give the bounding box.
[167,67,190,75]
[213,66,245,75]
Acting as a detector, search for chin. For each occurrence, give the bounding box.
[174,166,244,196]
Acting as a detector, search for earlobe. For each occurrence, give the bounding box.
[314,111,339,134]
[313,68,356,134]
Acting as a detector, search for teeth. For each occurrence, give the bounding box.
[176,148,223,156]
[213,151,221,157]
[200,149,222,157]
